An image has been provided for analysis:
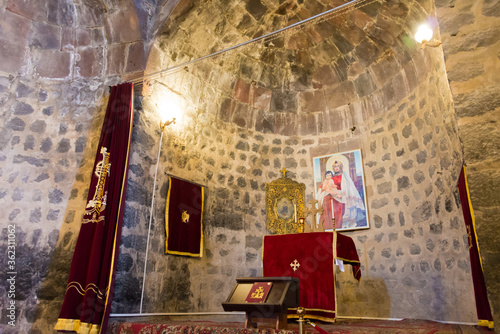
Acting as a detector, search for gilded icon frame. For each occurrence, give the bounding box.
[265,176,305,234]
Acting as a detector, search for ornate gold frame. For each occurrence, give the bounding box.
[265,170,305,234]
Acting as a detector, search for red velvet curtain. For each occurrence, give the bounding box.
[457,166,494,329]
[55,83,134,334]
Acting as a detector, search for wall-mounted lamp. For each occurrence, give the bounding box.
[414,23,441,48]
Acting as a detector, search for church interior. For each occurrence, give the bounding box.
[0,0,499,333]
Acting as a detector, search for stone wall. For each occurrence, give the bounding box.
[0,0,144,332]
[0,0,497,332]
[110,0,477,322]
[112,43,475,321]
[436,0,500,328]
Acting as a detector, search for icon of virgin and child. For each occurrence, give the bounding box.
[315,152,367,230]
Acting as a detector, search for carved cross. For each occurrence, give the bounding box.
[290,259,300,272]
[305,198,323,217]
[304,198,324,230]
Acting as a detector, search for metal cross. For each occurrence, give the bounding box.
[281,167,288,178]
[290,259,300,271]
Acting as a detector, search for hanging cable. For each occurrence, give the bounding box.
[127,0,379,86]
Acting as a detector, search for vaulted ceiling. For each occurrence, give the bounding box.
[140,0,440,135]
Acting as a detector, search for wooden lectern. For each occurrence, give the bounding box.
[222,276,299,330]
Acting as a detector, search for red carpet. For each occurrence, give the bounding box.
[107,319,492,334]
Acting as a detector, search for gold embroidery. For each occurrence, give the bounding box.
[65,281,107,299]
[83,147,111,224]
[251,286,265,299]
[290,259,301,271]
[182,210,190,223]
[466,225,473,249]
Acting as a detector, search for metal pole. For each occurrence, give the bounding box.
[139,130,164,313]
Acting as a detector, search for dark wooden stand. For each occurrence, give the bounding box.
[222,277,299,330]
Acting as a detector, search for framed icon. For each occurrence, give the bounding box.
[312,149,369,231]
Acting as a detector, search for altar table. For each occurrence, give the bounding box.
[262,232,360,322]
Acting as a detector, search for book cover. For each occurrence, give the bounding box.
[245,282,273,303]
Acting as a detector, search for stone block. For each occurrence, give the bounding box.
[12,101,34,115]
[125,41,144,74]
[312,65,340,88]
[446,61,484,82]
[297,112,317,136]
[443,28,500,56]
[61,27,75,51]
[288,30,314,50]
[325,82,356,110]
[439,12,475,36]
[77,2,104,27]
[454,85,500,118]
[8,117,26,131]
[355,39,381,67]
[16,82,34,98]
[321,105,350,133]
[48,0,75,27]
[92,27,105,45]
[30,21,61,49]
[245,0,267,21]
[76,28,92,47]
[232,102,253,129]
[218,98,235,123]
[353,71,377,97]
[254,111,274,133]
[466,169,500,208]
[270,112,294,136]
[233,78,250,104]
[145,44,164,74]
[0,37,28,74]
[271,90,297,112]
[250,85,272,111]
[299,90,326,113]
[105,43,127,76]
[460,120,500,164]
[104,7,141,44]
[35,50,71,79]
[0,10,32,41]
[6,0,46,21]
[403,61,419,92]
[482,0,500,17]
[76,47,103,78]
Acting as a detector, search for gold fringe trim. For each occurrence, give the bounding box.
[54,318,101,334]
[478,319,494,329]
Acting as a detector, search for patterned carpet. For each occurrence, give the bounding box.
[107,319,493,334]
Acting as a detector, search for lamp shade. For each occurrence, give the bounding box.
[415,23,433,43]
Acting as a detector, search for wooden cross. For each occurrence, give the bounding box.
[290,259,300,271]
[280,167,288,178]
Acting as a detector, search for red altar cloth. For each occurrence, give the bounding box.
[262,232,360,322]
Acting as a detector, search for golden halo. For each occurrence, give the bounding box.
[325,154,350,173]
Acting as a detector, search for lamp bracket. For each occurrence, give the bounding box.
[160,118,176,131]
